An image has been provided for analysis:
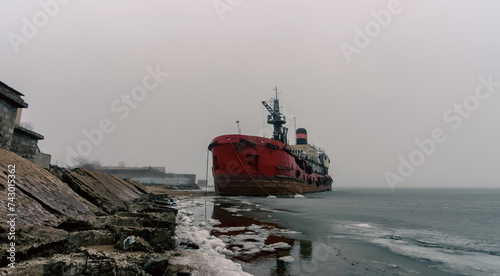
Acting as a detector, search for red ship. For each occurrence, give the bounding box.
[208,88,333,196]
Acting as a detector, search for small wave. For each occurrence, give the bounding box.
[338,222,500,276]
[352,223,372,228]
[386,234,401,240]
[372,237,500,276]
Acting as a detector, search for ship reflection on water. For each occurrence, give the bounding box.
[208,197,314,275]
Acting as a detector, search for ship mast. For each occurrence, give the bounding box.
[262,87,288,144]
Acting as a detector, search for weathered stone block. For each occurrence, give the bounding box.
[68,230,115,247]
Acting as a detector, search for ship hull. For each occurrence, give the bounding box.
[214,174,331,196]
[209,134,332,196]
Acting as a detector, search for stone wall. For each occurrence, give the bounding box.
[0,99,17,150]
[10,128,40,161]
[1,82,50,169]
[35,152,52,169]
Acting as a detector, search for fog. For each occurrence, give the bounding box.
[2,0,500,188]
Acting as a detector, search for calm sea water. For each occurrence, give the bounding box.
[202,188,500,275]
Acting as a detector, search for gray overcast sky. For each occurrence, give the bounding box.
[2,1,500,188]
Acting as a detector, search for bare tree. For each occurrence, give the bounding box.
[72,156,102,171]
[118,161,126,167]
[19,121,34,130]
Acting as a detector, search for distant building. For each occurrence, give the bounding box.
[0,81,50,168]
[97,166,167,179]
[197,179,207,189]
[97,166,198,188]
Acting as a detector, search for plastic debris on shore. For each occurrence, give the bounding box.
[123,236,135,250]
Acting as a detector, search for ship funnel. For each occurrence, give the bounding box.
[296,128,307,145]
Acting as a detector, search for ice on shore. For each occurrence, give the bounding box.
[222,207,251,213]
[352,223,372,228]
[172,202,252,276]
[266,242,292,250]
[172,197,302,275]
[216,223,297,257]
[279,256,295,262]
[216,226,247,233]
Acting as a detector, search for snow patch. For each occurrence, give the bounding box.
[266,242,292,249]
[172,198,251,276]
[216,226,247,233]
[279,256,295,262]
[222,207,252,213]
[353,223,372,228]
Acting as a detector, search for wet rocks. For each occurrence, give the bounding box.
[68,230,115,247]
[0,149,183,275]
[53,167,148,214]
[183,242,200,250]
[0,150,96,228]
[142,255,170,275]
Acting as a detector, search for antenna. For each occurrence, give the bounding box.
[274,86,278,99]
[236,120,241,134]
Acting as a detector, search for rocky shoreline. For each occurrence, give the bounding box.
[0,149,193,275]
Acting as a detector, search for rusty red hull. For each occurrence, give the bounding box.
[209,134,333,196]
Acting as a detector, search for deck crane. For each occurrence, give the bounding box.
[262,87,288,144]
